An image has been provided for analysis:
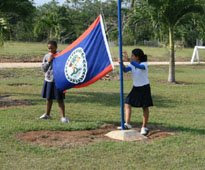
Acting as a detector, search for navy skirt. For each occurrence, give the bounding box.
[41,81,65,100]
[125,84,153,108]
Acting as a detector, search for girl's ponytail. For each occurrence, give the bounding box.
[142,54,147,62]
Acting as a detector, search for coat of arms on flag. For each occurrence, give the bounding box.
[53,15,114,91]
[64,47,87,84]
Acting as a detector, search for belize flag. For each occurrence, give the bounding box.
[53,15,114,91]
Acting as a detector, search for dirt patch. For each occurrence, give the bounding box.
[147,130,174,139]
[0,95,31,108]
[16,124,174,148]
[7,83,32,86]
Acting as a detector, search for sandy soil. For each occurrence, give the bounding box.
[16,124,175,148]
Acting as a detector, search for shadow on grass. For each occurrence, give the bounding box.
[0,93,40,107]
[168,125,205,135]
[102,121,205,136]
[1,92,177,108]
[66,91,120,106]
[66,92,177,108]
[0,98,33,108]
[152,95,176,108]
[0,95,10,99]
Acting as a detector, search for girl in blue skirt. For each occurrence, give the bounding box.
[120,48,153,135]
[40,40,69,123]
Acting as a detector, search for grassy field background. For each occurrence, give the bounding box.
[0,64,205,169]
[1,41,205,62]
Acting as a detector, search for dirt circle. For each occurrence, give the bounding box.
[16,124,174,148]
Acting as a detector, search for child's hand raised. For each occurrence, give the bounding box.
[118,58,121,63]
[118,58,125,63]
[48,54,55,62]
[118,58,126,68]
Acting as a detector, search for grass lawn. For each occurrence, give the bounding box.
[0,65,205,169]
[1,41,205,62]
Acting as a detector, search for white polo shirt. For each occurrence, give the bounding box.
[128,62,149,87]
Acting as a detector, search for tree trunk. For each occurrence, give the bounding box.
[131,0,135,8]
[168,26,175,83]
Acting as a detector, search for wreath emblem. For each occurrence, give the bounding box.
[64,47,87,84]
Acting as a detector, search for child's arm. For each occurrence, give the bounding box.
[118,60,132,73]
[123,65,132,72]
[130,61,145,70]
[42,55,53,72]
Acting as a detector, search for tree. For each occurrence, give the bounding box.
[0,0,35,42]
[146,0,204,82]
[34,0,68,41]
[65,0,119,42]
[179,14,205,47]
[122,0,155,45]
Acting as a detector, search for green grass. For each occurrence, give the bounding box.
[0,65,205,169]
[1,41,205,62]
[0,42,68,62]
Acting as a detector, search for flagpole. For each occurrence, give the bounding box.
[117,0,125,130]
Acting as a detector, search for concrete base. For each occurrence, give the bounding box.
[105,129,147,141]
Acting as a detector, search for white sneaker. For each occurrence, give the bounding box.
[39,113,51,119]
[61,117,69,123]
[140,127,149,136]
[117,123,132,130]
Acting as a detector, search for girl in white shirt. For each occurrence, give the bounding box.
[121,48,153,135]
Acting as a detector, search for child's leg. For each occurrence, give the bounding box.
[125,103,132,123]
[142,107,149,127]
[57,99,65,117]
[46,99,53,115]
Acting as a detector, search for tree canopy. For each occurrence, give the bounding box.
[0,0,204,48]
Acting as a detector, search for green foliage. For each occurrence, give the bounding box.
[179,13,205,47]
[34,1,64,41]
[123,1,155,45]
[0,0,35,42]
[147,0,204,26]
[0,17,8,46]
[122,0,205,46]
[33,0,119,43]
[0,0,34,16]
[0,0,205,46]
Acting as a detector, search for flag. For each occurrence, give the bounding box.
[53,15,114,91]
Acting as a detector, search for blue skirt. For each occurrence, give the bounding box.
[41,81,65,100]
[125,84,153,108]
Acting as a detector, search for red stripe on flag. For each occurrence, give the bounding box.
[74,65,113,88]
[54,16,101,58]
